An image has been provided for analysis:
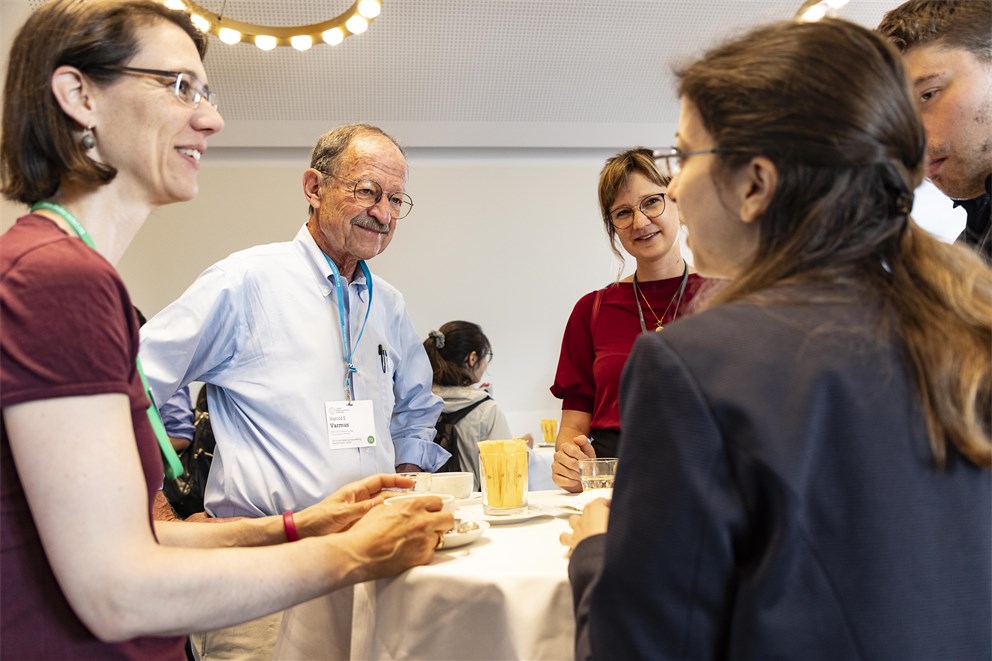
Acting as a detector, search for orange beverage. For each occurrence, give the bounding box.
[478,439,529,515]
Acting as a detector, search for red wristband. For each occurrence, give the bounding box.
[282,511,300,542]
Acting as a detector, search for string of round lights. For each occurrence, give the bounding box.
[163,0,383,51]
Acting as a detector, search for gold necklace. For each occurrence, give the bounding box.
[632,262,689,332]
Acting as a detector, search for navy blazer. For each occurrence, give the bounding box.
[570,291,991,660]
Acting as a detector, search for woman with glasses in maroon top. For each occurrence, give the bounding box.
[549,148,705,492]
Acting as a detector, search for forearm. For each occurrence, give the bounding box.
[556,410,592,450]
[569,534,607,661]
[92,535,367,640]
[154,514,288,548]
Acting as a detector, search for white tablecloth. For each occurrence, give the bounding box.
[528,446,557,491]
[273,490,584,661]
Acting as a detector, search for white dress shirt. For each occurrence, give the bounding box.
[140,225,446,517]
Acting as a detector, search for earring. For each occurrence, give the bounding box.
[80,127,96,150]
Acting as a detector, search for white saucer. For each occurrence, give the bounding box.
[454,493,483,508]
[440,520,489,549]
[460,504,551,524]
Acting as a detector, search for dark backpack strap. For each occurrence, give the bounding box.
[440,395,490,427]
[434,396,491,472]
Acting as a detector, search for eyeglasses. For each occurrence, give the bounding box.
[110,66,217,109]
[652,146,733,179]
[606,192,668,230]
[323,173,414,220]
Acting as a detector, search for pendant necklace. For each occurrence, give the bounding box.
[632,261,689,333]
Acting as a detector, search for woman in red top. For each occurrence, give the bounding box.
[550,149,705,491]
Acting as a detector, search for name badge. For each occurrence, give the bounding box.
[325,400,377,450]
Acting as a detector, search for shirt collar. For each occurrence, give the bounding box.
[292,225,370,299]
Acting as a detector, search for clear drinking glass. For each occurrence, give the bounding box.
[578,458,618,492]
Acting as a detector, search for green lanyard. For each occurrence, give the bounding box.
[31,201,183,480]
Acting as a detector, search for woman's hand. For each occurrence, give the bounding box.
[339,495,454,582]
[552,435,597,492]
[296,473,416,537]
[559,498,610,556]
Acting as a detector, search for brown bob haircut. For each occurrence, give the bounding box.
[1,0,207,206]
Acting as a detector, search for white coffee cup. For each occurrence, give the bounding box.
[428,472,474,499]
[396,472,432,492]
[383,493,456,513]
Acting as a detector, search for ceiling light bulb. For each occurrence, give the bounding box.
[255,34,277,51]
[218,27,241,44]
[345,15,369,34]
[322,27,345,46]
[357,0,381,19]
[290,35,313,51]
[189,13,211,32]
[825,0,850,7]
[163,0,187,10]
[799,4,827,21]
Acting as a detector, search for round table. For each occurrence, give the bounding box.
[274,490,587,660]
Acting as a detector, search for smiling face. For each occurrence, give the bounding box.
[610,171,682,272]
[902,43,992,200]
[88,20,224,207]
[666,98,760,279]
[306,133,407,276]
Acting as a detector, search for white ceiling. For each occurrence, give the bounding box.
[10,0,898,150]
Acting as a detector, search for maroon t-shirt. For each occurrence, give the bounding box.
[0,215,184,660]
[550,274,704,430]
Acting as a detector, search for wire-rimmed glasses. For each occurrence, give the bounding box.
[652,146,736,179]
[606,192,668,230]
[110,66,217,109]
[323,173,414,220]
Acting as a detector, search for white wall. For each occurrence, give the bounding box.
[0,147,965,440]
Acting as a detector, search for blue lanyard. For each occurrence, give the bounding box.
[30,201,184,480]
[322,254,374,402]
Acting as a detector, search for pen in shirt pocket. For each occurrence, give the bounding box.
[378,344,387,373]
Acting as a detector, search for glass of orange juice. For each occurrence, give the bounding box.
[477,439,529,515]
[540,419,558,445]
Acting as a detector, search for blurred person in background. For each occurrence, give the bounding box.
[424,320,518,490]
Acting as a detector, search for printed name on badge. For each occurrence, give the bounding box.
[325,400,377,450]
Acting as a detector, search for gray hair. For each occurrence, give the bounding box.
[307,123,405,214]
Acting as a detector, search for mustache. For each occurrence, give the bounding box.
[351,215,390,233]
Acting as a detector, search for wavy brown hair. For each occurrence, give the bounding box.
[1,0,206,206]
[598,148,671,268]
[676,18,991,468]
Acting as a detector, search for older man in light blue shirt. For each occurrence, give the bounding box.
[140,124,447,520]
